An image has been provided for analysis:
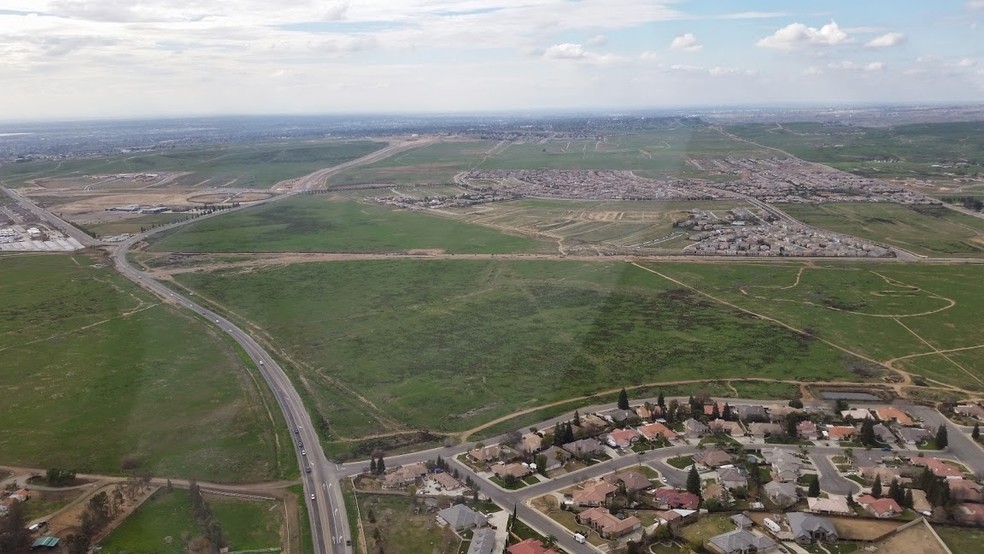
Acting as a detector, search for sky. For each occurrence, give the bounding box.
[1,0,983,121]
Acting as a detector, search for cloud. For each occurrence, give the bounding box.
[586,34,607,47]
[757,21,850,50]
[957,57,977,67]
[543,42,587,59]
[802,66,823,76]
[717,12,788,20]
[968,0,984,10]
[709,66,756,77]
[828,61,885,72]
[670,32,701,52]
[865,32,906,48]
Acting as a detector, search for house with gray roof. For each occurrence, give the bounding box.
[684,418,710,438]
[437,504,488,531]
[763,481,798,508]
[562,438,603,459]
[707,529,779,554]
[467,527,497,554]
[787,512,838,544]
[718,467,748,490]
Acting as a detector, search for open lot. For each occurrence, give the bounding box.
[174,259,858,453]
[935,525,984,554]
[100,488,283,553]
[781,203,984,257]
[0,140,386,189]
[651,261,984,391]
[330,127,775,185]
[0,253,288,481]
[355,492,460,554]
[148,195,554,254]
[726,121,984,182]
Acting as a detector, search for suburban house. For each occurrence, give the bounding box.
[825,425,857,442]
[872,423,896,444]
[467,527,497,554]
[606,428,639,449]
[432,471,462,491]
[703,482,730,505]
[787,512,838,544]
[603,408,637,424]
[695,448,733,469]
[707,529,779,554]
[895,426,932,446]
[797,420,820,440]
[603,471,652,493]
[857,495,903,518]
[717,467,748,490]
[763,481,798,508]
[737,405,769,423]
[658,508,698,527]
[637,421,676,441]
[709,419,745,437]
[731,513,753,530]
[507,538,559,554]
[841,408,873,420]
[383,462,428,488]
[562,438,603,459]
[576,507,641,538]
[767,405,801,423]
[949,479,983,502]
[910,457,964,479]
[955,404,984,421]
[853,450,886,469]
[521,433,543,453]
[469,444,509,464]
[875,407,913,426]
[437,504,488,531]
[806,496,852,515]
[572,481,618,507]
[764,448,802,482]
[957,503,984,525]
[653,488,700,510]
[539,445,571,471]
[635,405,655,420]
[860,466,902,485]
[748,422,783,438]
[492,462,531,480]
[684,418,710,438]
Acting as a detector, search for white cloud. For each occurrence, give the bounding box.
[757,21,850,50]
[968,0,984,10]
[957,57,977,67]
[709,66,755,77]
[828,61,885,72]
[802,66,823,76]
[639,50,659,61]
[670,32,701,52]
[543,42,586,59]
[865,32,906,48]
[717,12,788,20]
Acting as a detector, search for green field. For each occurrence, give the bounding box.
[782,203,984,257]
[445,198,752,252]
[651,261,984,390]
[727,121,984,181]
[100,488,282,553]
[331,126,775,185]
[149,195,554,254]
[87,213,191,237]
[356,493,460,554]
[935,525,984,554]
[0,140,385,189]
[175,259,860,452]
[0,254,286,481]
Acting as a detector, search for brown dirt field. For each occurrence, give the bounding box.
[831,516,904,541]
[870,519,949,554]
[188,192,273,204]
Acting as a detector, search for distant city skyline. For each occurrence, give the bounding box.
[1,0,983,121]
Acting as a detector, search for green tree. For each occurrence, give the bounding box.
[973,422,980,441]
[686,465,701,497]
[618,388,629,410]
[936,424,949,449]
[808,476,821,498]
[369,457,377,474]
[889,479,904,506]
[903,488,914,509]
[573,410,581,426]
[376,455,386,475]
[657,390,665,408]
[788,398,804,409]
[0,502,31,554]
[872,475,882,498]
[860,418,877,447]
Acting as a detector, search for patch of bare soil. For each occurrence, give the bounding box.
[871,519,948,554]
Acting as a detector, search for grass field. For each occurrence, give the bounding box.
[0,253,287,482]
[935,525,984,554]
[781,203,984,257]
[726,121,984,181]
[148,195,554,254]
[444,198,752,252]
[174,259,859,450]
[0,140,385,189]
[651,261,984,390]
[331,126,775,185]
[87,213,190,237]
[100,488,282,553]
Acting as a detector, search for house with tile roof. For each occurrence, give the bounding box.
[577,507,641,538]
[857,495,903,518]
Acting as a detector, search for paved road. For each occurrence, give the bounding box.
[1,186,101,247]
[811,453,859,496]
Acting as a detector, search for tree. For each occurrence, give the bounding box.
[808,475,821,497]
[376,455,386,475]
[65,534,90,554]
[973,422,980,441]
[686,465,701,497]
[657,390,665,408]
[903,488,914,509]
[369,457,377,474]
[722,403,734,421]
[788,398,804,409]
[889,479,905,506]
[573,410,581,427]
[847,492,855,507]
[860,418,877,447]
[617,388,629,410]
[936,424,949,449]
[711,403,720,421]
[0,502,31,554]
[872,475,882,498]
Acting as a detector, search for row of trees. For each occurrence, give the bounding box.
[188,480,225,553]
